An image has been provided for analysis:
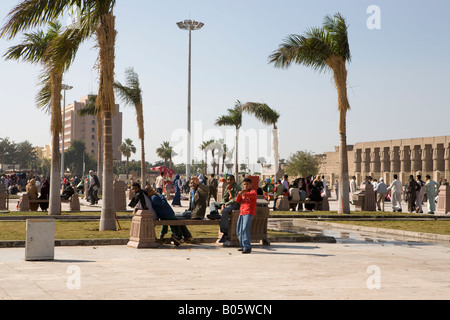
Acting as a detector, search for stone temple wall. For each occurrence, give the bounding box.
[320,136,450,186]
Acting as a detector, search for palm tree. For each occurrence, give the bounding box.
[243,102,281,177]
[118,138,136,181]
[156,141,175,169]
[77,94,103,184]
[199,139,214,174]
[215,101,243,180]
[3,21,80,216]
[114,68,146,186]
[1,0,118,230]
[269,12,352,214]
[221,143,228,174]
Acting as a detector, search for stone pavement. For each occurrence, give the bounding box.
[1,193,450,301]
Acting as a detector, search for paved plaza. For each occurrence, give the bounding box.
[1,194,450,301]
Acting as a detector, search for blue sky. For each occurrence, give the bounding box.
[1,0,449,166]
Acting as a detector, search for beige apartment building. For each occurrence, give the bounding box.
[320,136,450,185]
[59,95,123,161]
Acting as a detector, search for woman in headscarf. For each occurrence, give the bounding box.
[26,179,39,211]
[39,178,50,211]
[171,174,182,206]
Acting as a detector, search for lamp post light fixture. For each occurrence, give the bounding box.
[177,19,204,179]
[61,84,73,182]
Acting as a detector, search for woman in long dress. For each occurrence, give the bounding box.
[171,175,182,206]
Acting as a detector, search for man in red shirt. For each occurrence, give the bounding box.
[235,178,257,254]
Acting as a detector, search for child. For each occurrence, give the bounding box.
[235,178,257,254]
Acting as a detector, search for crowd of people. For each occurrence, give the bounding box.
[128,173,256,253]
[350,174,443,214]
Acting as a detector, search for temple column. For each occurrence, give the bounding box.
[362,149,371,177]
[370,149,381,175]
[400,147,411,174]
[445,146,450,180]
[354,149,362,175]
[411,146,421,174]
[380,148,390,174]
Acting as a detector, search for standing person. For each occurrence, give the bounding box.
[387,174,403,212]
[88,170,100,205]
[406,175,418,213]
[208,175,241,242]
[155,172,165,194]
[350,176,357,205]
[171,175,182,206]
[236,178,257,254]
[281,175,289,191]
[334,179,339,200]
[374,178,387,212]
[38,178,50,211]
[26,179,39,211]
[207,174,218,206]
[415,175,425,213]
[425,175,440,214]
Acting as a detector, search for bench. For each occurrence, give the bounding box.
[128,199,271,249]
[18,193,81,212]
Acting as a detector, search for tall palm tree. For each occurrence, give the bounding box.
[221,143,228,174]
[1,0,120,229]
[3,21,80,216]
[118,138,136,181]
[199,139,214,174]
[215,101,243,180]
[77,94,103,184]
[243,102,281,177]
[269,12,352,214]
[114,68,146,187]
[156,141,175,169]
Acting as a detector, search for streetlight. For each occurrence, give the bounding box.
[177,19,204,179]
[61,84,73,182]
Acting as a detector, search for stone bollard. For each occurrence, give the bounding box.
[217,181,228,204]
[128,210,159,249]
[114,180,127,211]
[436,185,450,215]
[70,193,81,212]
[25,219,55,261]
[18,194,30,211]
[276,195,290,211]
[0,185,7,210]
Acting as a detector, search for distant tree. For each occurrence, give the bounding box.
[118,138,136,180]
[285,151,322,178]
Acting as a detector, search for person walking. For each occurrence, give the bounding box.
[425,175,440,214]
[415,175,425,213]
[374,178,387,212]
[406,175,418,213]
[387,174,403,212]
[155,172,165,194]
[87,170,100,205]
[171,174,182,206]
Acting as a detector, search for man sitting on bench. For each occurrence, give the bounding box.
[61,182,75,200]
[145,187,194,245]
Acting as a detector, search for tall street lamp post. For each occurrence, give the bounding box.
[177,19,204,179]
[61,84,73,182]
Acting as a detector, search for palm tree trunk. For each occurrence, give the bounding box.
[331,58,351,214]
[235,128,240,182]
[49,72,63,216]
[97,12,117,231]
[96,113,103,194]
[100,110,116,230]
[140,139,146,187]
